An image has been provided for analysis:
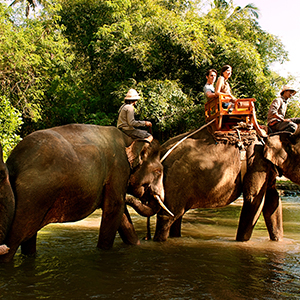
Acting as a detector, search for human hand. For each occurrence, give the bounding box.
[145,121,152,127]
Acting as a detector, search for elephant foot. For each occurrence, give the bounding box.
[236,229,252,242]
[269,231,283,241]
[270,236,282,241]
[235,236,250,242]
[153,228,169,242]
[97,240,114,250]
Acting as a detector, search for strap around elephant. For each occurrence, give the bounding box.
[160,120,215,163]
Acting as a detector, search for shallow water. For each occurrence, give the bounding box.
[1,198,300,299]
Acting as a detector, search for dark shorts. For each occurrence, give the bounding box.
[269,118,300,133]
[222,102,230,109]
[121,129,151,139]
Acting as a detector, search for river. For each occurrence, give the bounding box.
[1,197,300,299]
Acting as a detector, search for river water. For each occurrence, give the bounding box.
[1,197,300,299]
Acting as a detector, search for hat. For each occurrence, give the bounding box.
[280,85,297,95]
[124,89,141,100]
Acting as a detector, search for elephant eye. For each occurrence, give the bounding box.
[154,169,162,176]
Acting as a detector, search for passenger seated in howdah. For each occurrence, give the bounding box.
[215,65,236,113]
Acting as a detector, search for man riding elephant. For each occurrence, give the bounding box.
[267,85,300,134]
[117,89,153,142]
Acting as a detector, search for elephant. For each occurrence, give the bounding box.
[152,122,300,243]
[0,124,165,262]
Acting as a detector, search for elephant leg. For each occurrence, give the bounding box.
[153,214,174,242]
[145,217,151,240]
[236,192,265,241]
[169,216,182,238]
[97,185,125,250]
[236,171,267,241]
[263,187,283,241]
[118,206,140,246]
[21,233,37,256]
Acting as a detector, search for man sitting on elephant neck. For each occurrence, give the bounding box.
[117,89,153,142]
[267,85,300,134]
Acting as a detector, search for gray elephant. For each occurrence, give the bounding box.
[153,123,300,242]
[0,124,165,262]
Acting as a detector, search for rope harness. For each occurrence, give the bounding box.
[160,120,215,163]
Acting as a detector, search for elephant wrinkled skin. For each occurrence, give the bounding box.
[153,124,300,243]
[0,124,164,262]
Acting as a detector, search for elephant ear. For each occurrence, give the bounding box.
[126,140,150,169]
[264,133,291,168]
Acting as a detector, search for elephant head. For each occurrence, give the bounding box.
[0,145,15,254]
[125,139,168,217]
[264,131,300,183]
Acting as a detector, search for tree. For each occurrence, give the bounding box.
[9,0,49,17]
[0,2,76,134]
[0,0,291,143]
[57,0,210,131]
[213,0,259,19]
[48,0,289,134]
[0,96,23,160]
[200,0,288,121]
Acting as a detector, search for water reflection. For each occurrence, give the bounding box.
[1,197,300,299]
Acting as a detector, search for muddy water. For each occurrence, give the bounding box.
[1,198,300,299]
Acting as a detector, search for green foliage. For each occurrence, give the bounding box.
[56,0,290,132]
[198,0,289,121]
[287,97,300,119]
[112,79,199,140]
[0,0,294,147]
[136,80,198,139]
[0,96,23,160]
[0,2,76,134]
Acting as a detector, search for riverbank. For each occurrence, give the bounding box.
[277,177,300,196]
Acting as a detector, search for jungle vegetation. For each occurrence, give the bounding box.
[0,0,297,158]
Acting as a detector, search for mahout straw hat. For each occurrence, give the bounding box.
[280,85,297,96]
[124,89,141,100]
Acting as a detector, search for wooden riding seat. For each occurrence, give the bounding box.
[205,95,261,132]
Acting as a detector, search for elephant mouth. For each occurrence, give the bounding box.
[127,186,174,218]
[141,185,173,216]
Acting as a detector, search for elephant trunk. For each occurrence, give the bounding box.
[126,196,160,217]
[126,195,174,217]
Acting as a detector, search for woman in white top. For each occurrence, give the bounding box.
[215,65,236,112]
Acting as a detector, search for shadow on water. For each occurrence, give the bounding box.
[1,198,300,299]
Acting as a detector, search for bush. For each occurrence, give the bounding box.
[0,96,23,160]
